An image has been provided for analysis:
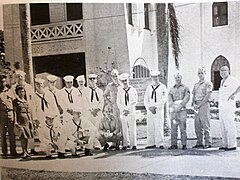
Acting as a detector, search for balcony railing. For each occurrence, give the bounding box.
[31,20,83,42]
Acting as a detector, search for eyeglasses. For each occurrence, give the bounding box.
[89,78,96,80]
[121,79,127,82]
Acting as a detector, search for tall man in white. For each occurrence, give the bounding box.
[117,73,138,150]
[219,66,240,151]
[83,73,104,149]
[144,71,167,149]
[11,70,38,155]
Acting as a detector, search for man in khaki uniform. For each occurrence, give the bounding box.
[192,67,213,149]
[168,72,190,150]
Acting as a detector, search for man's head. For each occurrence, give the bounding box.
[119,73,129,87]
[35,78,45,93]
[63,75,74,88]
[15,85,26,98]
[174,71,182,85]
[111,69,119,83]
[46,75,57,90]
[150,71,160,85]
[45,116,54,126]
[15,70,26,85]
[220,65,230,79]
[103,104,113,118]
[76,75,86,89]
[88,74,97,88]
[197,67,206,81]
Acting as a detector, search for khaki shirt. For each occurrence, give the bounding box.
[99,115,120,135]
[168,84,190,108]
[192,80,212,102]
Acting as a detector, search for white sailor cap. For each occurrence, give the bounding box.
[35,78,45,84]
[46,75,58,82]
[174,71,182,78]
[76,75,85,82]
[119,73,129,81]
[15,70,26,76]
[63,75,74,82]
[198,67,206,73]
[150,70,160,76]
[111,69,119,76]
[88,74,97,79]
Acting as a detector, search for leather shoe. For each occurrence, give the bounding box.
[145,145,156,149]
[58,152,67,158]
[122,146,127,150]
[182,145,187,150]
[103,143,109,151]
[168,145,178,149]
[85,148,93,156]
[225,147,237,151]
[219,147,227,150]
[132,146,137,150]
[159,146,165,149]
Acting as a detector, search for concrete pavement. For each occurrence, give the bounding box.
[1,138,240,179]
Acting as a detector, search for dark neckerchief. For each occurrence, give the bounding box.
[36,92,48,111]
[90,87,99,102]
[123,87,131,106]
[151,84,160,103]
[65,88,73,103]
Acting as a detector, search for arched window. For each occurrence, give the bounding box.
[212,2,228,27]
[132,57,150,79]
[211,55,230,90]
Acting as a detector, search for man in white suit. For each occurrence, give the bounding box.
[117,73,138,150]
[144,71,167,149]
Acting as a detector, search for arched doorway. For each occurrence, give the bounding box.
[132,57,150,79]
[211,55,230,90]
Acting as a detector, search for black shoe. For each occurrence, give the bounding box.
[45,155,53,159]
[85,148,93,156]
[225,147,237,151]
[71,154,80,158]
[182,145,187,150]
[127,145,130,148]
[94,147,101,150]
[116,146,120,150]
[122,146,127,150]
[159,146,165,149]
[132,146,137,150]
[109,145,116,150]
[103,143,109,151]
[1,154,7,159]
[58,152,67,159]
[204,145,212,149]
[168,145,178,149]
[145,145,156,149]
[219,147,227,150]
[30,149,39,155]
[192,145,204,149]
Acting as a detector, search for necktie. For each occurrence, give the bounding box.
[90,87,99,102]
[47,125,55,143]
[151,84,160,103]
[78,89,82,97]
[65,89,73,103]
[124,87,131,106]
[36,93,48,111]
[72,119,83,139]
[50,89,59,107]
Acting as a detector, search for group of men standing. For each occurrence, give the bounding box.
[1,65,240,159]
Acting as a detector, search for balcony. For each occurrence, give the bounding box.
[31,20,83,42]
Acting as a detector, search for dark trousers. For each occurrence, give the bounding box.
[0,113,17,155]
[98,134,122,147]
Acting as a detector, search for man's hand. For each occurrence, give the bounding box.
[67,108,73,115]
[149,106,157,114]
[91,108,100,117]
[33,119,40,128]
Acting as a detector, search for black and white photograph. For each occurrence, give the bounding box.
[0,1,240,179]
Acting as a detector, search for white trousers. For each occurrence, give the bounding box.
[219,108,237,148]
[120,113,136,147]
[147,109,164,146]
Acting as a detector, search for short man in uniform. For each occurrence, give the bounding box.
[168,72,190,150]
[0,74,17,157]
[144,71,167,149]
[219,66,240,151]
[117,73,138,150]
[11,70,38,155]
[98,104,122,151]
[192,67,212,149]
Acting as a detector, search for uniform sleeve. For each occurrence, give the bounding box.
[181,86,190,107]
[205,81,213,93]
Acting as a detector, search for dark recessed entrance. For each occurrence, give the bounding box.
[33,53,85,88]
